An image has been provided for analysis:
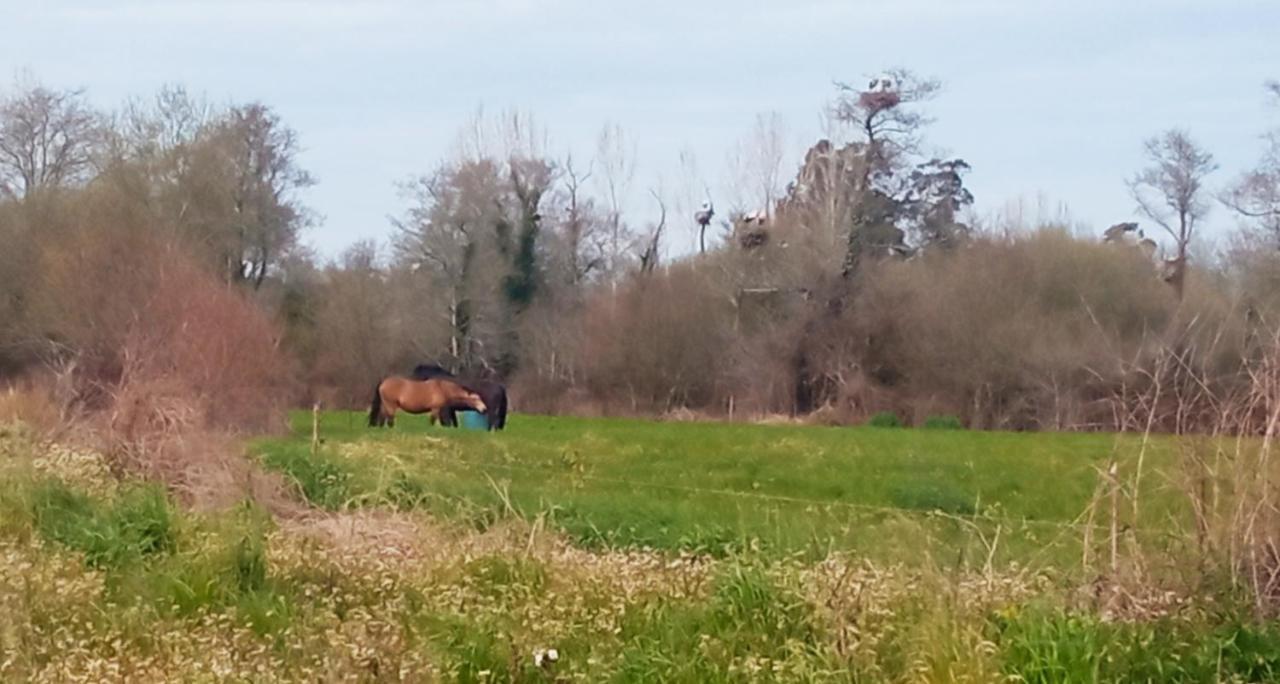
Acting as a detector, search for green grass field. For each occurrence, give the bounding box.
[8,416,1280,681]
[255,411,1187,567]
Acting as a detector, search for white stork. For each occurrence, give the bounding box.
[694,200,714,228]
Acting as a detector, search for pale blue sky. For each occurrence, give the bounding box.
[4,0,1277,257]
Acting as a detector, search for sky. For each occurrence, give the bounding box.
[3,0,1278,258]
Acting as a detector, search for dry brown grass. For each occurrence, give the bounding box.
[77,375,301,517]
[801,403,848,426]
[1069,326,1280,619]
[661,406,715,423]
[751,412,804,426]
[0,385,62,434]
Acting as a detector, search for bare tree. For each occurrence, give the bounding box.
[724,112,788,222]
[828,70,941,282]
[782,112,868,249]
[1128,129,1217,300]
[0,81,100,199]
[638,187,667,275]
[595,123,637,280]
[116,84,211,160]
[834,68,940,182]
[393,159,504,363]
[673,147,713,254]
[156,102,315,289]
[311,241,397,402]
[560,154,604,284]
[108,85,216,240]
[1223,81,1280,243]
[748,112,787,219]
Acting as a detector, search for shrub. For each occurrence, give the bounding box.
[867,411,902,428]
[581,263,734,412]
[842,230,1186,430]
[923,415,964,430]
[30,215,295,433]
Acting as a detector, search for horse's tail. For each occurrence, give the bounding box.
[494,388,508,430]
[368,381,383,427]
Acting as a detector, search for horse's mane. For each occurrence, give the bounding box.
[411,364,454,380]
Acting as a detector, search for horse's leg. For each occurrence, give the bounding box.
[491,393,506,430]
[442,406,457,428]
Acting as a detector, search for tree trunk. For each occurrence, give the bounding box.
[449,290,460,360]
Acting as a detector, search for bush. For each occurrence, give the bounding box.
[842,230,1185,431]
[923,415,964,430]
[581,263,734,412]
[867,411,902,428]
[30,212,295,433]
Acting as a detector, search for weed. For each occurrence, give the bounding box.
[31,480,175,568]
[923,415,964,430]
[996,609,1280,683]
[866,411,902,428]
[260,444,353,509]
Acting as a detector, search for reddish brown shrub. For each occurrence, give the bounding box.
[30,207,296,433]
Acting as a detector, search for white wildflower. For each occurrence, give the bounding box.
[533,647,559,667]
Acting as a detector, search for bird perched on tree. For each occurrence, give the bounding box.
[694,200,714,228]
[1103,222,1140,243]
[868,74,897,93]
[693,200,716,254]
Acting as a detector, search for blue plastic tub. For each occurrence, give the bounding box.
[460,411,489,431]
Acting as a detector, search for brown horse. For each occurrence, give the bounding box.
[411,364,508,430]
[368,377,487,427]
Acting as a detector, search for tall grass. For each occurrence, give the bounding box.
[259,441,354,509]
[998,608,1280,683]
[6,424,1280,681]
[31,481,175,568]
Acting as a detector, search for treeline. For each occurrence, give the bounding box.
[2,74,1279,432]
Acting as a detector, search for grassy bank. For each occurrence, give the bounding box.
[1,421,1278,680]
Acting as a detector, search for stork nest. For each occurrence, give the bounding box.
[858,91,901,110]
[738,227,769,250]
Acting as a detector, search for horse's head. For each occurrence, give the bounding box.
[468,393,487,413]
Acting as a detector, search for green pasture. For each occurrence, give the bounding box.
[255,412,1189,567]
